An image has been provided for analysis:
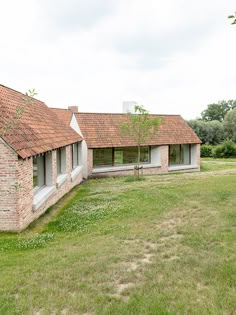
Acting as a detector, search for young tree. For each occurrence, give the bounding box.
[121,105,161,179]
[0,89,37,137]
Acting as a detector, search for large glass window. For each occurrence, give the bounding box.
[93,148,113,167]
[72,143,81,170]
[33,155,45,189]
[169,144,191,166]
[93,146,150,168]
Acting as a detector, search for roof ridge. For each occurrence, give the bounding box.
[51,109,181,116]
[0,84,45,104]
[77,112,181,116]
[50,107,69,110]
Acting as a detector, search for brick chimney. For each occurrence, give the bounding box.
[68,106,78,113]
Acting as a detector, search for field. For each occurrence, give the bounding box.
[0,160,236,314]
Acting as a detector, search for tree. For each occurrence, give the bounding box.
[201,100,236,122]
[228,12,236,24]
[121,105,161,179]
[223,108,236,142]
[0,89,37,137]
[187,119,224,145]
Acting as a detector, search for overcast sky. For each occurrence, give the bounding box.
[1,0,236,119]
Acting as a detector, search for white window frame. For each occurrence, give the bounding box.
[32,152,56,211]
[71,142,83,181]
[56,147,68,188]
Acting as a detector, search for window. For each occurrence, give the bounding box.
[33,155,46,189]
[32,152,55,211]
[93,148,113,167]
[57,148,62,175]
[93,146,150,168]
[72,143,81,170]
[169,144,191,166]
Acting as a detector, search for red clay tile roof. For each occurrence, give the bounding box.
[75,113,201,148]
[0,85,82,159]
[51,108,73,126]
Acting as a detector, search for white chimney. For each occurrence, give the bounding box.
[122,101,137,114]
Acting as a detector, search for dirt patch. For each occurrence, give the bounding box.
[109,282,136,300]
[116,282,135,294]
[140,253,154,264]
[164,255,180,261]
[144,240,157,250]
[126,261,139,272]
[159,233,183,243]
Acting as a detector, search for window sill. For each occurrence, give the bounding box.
[92,164,161,173]
[33,186,56,212]
[56,174,68,188]
[168,165,198,171]
[71,165,83,182]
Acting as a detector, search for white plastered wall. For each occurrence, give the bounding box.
[70,114,88,179]
[150,146,161,165]
[190,144,198,166]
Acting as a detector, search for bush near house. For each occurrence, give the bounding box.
[212,140,236,158]
[201,140,236,158]
[200,144,213,157]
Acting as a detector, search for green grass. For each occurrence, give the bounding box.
[0,171,236,314]
[201,158,236,172]
[201,157,236,162]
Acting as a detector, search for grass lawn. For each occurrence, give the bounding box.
[201,158,236,172]
[201,158,236,162]
[0,170,236,315]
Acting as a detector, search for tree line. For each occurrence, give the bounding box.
[187,100,236,145]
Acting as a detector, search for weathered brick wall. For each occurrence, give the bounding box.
[88,149,93,175]
[18,147,83,231]
[17,157,34,230]
[160,145,169,172]
[0,139,19,231]
[1,143,83,232]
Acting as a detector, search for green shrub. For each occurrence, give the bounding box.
[212,140,236,158]
[213,145,224,158]
[201,144,213,157]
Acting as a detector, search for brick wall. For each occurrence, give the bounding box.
[0,139,19,231]
[88,149,93,175]
[0,141,83,232]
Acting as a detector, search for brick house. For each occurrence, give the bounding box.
[0,85,83,231]
[52,110,201,178]
[0,84,201,231]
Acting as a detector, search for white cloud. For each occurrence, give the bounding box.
[0,0,236,119]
